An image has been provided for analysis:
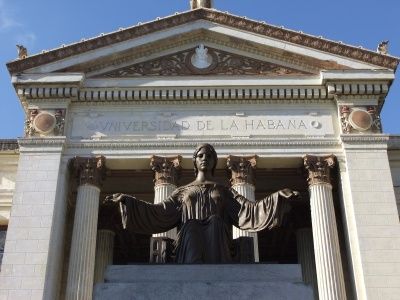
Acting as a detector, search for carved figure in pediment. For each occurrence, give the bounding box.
[191,44,213,69]
[106,144,298,263]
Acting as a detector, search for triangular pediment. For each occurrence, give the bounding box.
[93,46,314,78]
[7,8,398,75]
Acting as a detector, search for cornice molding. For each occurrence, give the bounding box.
[340,134,389,149]
[77,86,329,102]
[66,138,340,150]
[17,87,78,99]
[0,140,19,152]
[327,83,389,96]
[19,86,331,102]
[7,9,399,74]
[17,137,66,153]
[388,135,400,150]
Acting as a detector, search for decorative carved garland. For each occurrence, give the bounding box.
[99,46,312,77]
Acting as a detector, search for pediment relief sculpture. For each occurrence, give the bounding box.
[96,45,313,77]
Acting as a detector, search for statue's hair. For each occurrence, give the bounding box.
[193,143,218,176]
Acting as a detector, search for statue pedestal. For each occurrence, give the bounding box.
[94,264,314,300]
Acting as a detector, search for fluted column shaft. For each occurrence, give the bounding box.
[150,155,181,240]
[304,155,346,300]
[66,156,106,300]
[227,155,259,262]
[94,229,115,284]
[296,228,319,299]
[66,185,100,300]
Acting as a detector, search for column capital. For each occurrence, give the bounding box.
[71,156,106,188]
[150,155,182,186]
[227,155,257,186]
[303,155,336,186]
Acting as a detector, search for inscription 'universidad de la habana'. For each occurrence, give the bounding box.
[89,118,311,133]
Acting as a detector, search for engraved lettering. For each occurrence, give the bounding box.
[299,120,307,129]
[230,120,239,130]
[197,121,206,130]
[181,121,190,130]
[267,120,275,129]
[288,120,296,129]
[256,120,266,130]
[276,120,285,130]
[245,120,254,130]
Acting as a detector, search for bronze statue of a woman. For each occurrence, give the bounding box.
[108,144,298,263]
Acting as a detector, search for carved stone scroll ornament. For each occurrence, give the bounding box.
[340,105,382,134]
[226,155,257,186]
[71,156,106,188]
[24,109,66,137]
[100,46,312,77]
[150,155,182,186]
[303,155,336,186]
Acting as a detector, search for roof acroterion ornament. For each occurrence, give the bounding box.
[16,45,28,59]
[190,0,213,9]
[377,40,389,55]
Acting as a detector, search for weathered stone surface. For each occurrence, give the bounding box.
[94,264,314,300]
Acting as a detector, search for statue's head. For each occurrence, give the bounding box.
[193,143,218,176]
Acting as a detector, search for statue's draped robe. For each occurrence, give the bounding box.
[119,183,289,263]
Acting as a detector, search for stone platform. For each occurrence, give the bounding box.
[94,264,314,300]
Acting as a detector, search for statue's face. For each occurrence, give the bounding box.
[195,147,215,173]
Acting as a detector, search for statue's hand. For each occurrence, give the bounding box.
[278,188,300,199]
[105,193,125,203]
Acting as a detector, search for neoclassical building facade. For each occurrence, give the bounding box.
[0,1,400,299]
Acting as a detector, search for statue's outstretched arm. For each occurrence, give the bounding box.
[227,188,297,232]
[106,193,181,234]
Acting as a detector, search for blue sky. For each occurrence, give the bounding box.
[0,0,399,138]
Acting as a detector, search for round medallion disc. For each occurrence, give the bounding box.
[33,111,56,134]
[348,110,373,131]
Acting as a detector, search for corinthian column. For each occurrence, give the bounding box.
[66,156,106,300]
[304,155,346,300]
[227,155,259,262]
[150,155,181,240]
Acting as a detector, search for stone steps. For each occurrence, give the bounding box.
[94,264,314,300]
